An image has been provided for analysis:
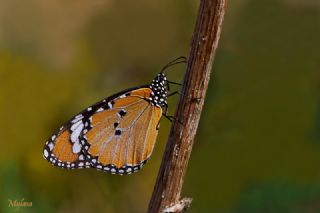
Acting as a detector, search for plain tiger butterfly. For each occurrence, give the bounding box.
[43,57,186,175]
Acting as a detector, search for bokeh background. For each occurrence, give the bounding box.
[1,0,320,212]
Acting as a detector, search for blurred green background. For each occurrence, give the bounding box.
[1,0,320,212]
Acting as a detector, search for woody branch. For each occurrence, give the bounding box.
[147,0,226,212]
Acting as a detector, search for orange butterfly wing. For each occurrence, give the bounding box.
[82,88,162,174]
[43,125,91,169]
[43,72,169,175]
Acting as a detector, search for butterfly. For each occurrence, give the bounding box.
[43,57,186,175]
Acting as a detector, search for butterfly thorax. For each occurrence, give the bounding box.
[148,73,168,108]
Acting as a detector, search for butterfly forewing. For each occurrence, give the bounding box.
[82,88,162,174]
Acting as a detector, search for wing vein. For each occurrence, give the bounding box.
[127,104,150,165]
[141,106,154,160]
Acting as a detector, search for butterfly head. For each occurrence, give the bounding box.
[149,72,168,108]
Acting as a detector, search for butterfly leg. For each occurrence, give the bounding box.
[168,91,179,97]
[166,80,182,92]
[168,90,201,103]
[162,103,182,125]
[167,81,182,86]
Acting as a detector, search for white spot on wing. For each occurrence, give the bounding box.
[97,107,104,112]
[72,141,82,153]
[48,143,54,151]
[72,114,84,123]
[44,149,49,158]
[70,120,82,131]
[70,122,84,143]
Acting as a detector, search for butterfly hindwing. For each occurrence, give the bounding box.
[43,115,91,169]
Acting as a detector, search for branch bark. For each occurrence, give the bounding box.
[148,0,226,212]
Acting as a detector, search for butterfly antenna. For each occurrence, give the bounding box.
[161,56,187,73]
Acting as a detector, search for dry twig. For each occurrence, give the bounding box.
[148,0,226,212]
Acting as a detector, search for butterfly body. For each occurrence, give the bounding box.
[43,73,168,175]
